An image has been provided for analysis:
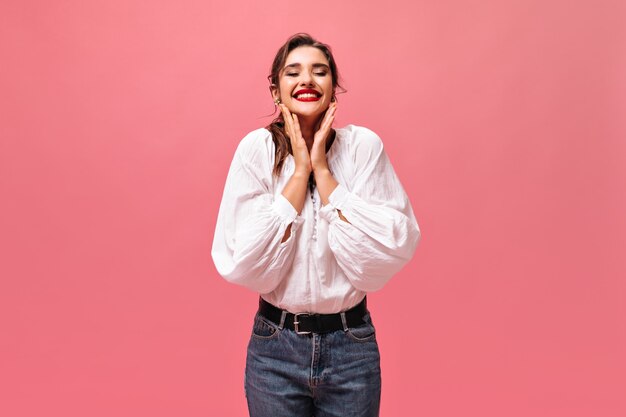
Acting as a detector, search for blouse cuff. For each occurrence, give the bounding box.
[319,203,340,223]
[328,183,353,211]
[320,184,354,223]
[272,193,299,223]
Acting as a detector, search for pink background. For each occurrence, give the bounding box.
[1,1,625,416]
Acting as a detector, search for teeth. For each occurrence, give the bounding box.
[296,93,319,99]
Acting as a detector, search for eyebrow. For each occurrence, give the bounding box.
[283,63,330,70]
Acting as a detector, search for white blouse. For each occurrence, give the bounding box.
[211,124,421,314]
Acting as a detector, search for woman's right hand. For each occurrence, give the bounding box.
[280,104,311,176]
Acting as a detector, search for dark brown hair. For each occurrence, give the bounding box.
[265,33,346,176]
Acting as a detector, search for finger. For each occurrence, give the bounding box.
[325,104,337,123]
[280,104,292,125]
[320,106,336,131]
[329,102,337,118]
[313,121,335,149]
[292,113,302,138]
[323,103,337,121]
[280,104,295,139]
[280,104,292,128]
[314,106,333,134]
[317,104,335,129]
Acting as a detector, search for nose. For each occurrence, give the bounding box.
[299,71,314,85]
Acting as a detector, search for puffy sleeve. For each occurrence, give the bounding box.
[318,127,421,292]
[211,129,303,293]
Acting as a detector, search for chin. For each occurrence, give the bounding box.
[295,111,323,120]
[294,105,327,116]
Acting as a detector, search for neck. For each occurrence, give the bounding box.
[296,115,321,149]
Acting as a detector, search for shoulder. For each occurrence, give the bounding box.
[337,124,384,157]
[234,127,274,162]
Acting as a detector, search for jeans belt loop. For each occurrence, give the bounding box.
[340,311,348,331]
[278,310,287,330]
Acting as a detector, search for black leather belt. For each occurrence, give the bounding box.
[258,296,368,335]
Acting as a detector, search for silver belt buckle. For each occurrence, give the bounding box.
[293,313,311,335]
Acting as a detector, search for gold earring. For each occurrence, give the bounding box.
[274,97,281,105]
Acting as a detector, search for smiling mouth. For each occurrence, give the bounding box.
[294,93,321,102]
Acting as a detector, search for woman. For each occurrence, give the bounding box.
[211,33,420,417]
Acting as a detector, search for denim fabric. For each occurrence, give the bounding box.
[244,309,381,417]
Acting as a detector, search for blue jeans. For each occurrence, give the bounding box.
[244,308,381,417]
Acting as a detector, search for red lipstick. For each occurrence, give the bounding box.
[293,89,321,102]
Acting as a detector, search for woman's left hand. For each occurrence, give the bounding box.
[310,102,337,172]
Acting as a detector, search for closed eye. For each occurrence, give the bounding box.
[286,72,328,77]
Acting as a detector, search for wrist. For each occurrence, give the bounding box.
[292,169,311,180]
[312,166,331,176]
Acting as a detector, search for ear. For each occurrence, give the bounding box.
[269,84,279,101]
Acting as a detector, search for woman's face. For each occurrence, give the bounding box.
[272,46,334,121]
